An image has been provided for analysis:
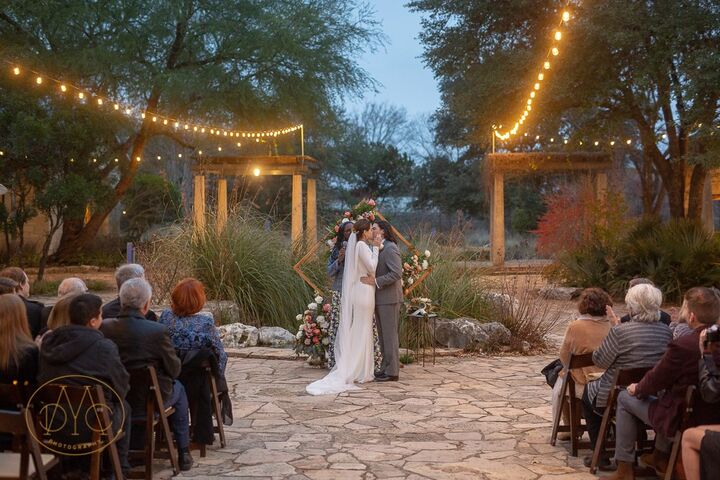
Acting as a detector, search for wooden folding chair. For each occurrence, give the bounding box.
[29,383,122,480]
[664,385,696,480]
[190,359,227,458]
[550,352,595,456]
[126,365,180,479]
[0,384,58,480]
[589,366,654,474]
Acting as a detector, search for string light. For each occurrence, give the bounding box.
[2,60,303,141]
[253,168,261,176]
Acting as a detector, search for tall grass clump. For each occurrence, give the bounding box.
[190,213,313,330]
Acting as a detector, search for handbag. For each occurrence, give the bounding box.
[541,358,564,388]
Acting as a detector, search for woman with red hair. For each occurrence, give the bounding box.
[159,278,227,373]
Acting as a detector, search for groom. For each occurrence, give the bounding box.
[361,220,403,382]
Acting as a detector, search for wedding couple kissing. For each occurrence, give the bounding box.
[306,218,403,396]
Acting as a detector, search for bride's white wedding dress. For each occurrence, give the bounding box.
[306,232,378,395]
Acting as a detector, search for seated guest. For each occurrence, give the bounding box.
[670,297,695,339]
[0,294,39,385]
[0,277,20,295]
[103,264,158,321]
[40,277,88,327]
[582,284,672,470]
[159,278,228,374]
[0,267,45,337]
[38,294,131,472]
[552,288,612,438]
[613,287,720,479]
[101,278,193,470]
[607,278,672,326]
[36,293,82,347]
[682,325,720,480]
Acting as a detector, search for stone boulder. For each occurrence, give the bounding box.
[538,286,581,300]
[218,323,259,348]
[484,292,519,312]
[206,301,241,325]
[433,318,511,349]
[258,326,295,348]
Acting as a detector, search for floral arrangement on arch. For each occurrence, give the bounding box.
[402,250,432,289]
[325,198,377,246]
[294,294,331,360]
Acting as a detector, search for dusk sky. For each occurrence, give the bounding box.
[346,1,441,118]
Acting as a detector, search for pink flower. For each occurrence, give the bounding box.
[368,214,375,222]
[334,225,340,233]
[367,199,376,207]
[313,329,320,335]
[305,315,312,322]
[323,304,331,313]
[313,337,320,344]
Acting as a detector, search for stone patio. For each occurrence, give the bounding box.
[151,353,607,480]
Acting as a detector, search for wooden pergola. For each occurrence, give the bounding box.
[486,152,613,267]
[191,155,321,243]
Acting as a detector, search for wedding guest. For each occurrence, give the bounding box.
[607,278,671,326]
[552,288,612,439]
[669,297,695,339]
[614,287,720,479]
[326,221,353,368]
[102,264,158,321]
[159,278,227,374]
[0,294,39,385]
[36,293,82,347]
[581,284,672,470]
[40,277,88,330]
[0,267,45,338]
[0,277,20,294]
[101,278,193,471]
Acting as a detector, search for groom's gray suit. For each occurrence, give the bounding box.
[375,240,403,377]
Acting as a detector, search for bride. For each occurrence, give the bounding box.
[307,218,380,395]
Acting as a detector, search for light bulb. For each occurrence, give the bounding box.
[550,137,554,143]
[662,134,667,139]
[174,122,179,128]
[237,142,241,147]
[538,73,544,81]
[114,158,119,162]
[125,108,132,115]
[178,153,183,158]
[60,84,67,92]
[35,76,42,84]
[555,31,562,41]
[201,128,205,133]
[157,155,161,160]
[563,11,570,22]
[544,61,551,70]
[136,156,141,162]
[534,83,540,90]
[198,150,203,155]
[552,47,559,56]
[626,139,632,145]
[92,158,97,162]
[610,141,616,145]
[78,92,84,99]
[13,67,20,75]
[141,113,145,119]
[152,116,157,122]
[163,119,168,125]
[594,141,599,146]
[114,104,119,110]
[527,99,532,105]
[218,146,222,151]
[97,98,103,105]
[193,126,197,131]
[564,139,568,144]
[253,168,261,176]
[535,135,540,140]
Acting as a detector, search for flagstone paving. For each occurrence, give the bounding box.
[151,354,608,479]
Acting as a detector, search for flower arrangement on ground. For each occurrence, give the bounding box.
[295,295,331,363]
[405,297,437,316]
[325,198,377,246]
[402,249,432,289]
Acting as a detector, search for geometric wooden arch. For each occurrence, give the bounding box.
[486,152,613,267]
[192,155,320,243]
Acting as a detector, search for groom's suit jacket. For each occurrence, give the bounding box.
[376,241,403,305]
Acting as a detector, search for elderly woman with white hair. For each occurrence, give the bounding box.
[580,284,673,470]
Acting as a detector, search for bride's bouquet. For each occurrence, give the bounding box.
[294,295,331,362]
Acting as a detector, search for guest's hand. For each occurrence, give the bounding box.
[627,383,637,396]
[699,328,713,355]
[338,247,346,263]
[360,274,376,286]
[606,305,620,326]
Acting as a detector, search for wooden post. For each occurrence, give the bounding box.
[595,172,608,204]
[193,175,206,231]
[306,177,317,244]
[490,172,505,267]
[217,178,228,232]
[703,175,714,232]
[292,174,303,244]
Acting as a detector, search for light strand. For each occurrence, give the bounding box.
[3,59,302,139]
[494,8,572,140]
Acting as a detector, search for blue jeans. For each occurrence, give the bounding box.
[164,381,190,450]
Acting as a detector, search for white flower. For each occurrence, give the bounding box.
[412,255,418,262]
[296,314,302,321]
[341,218,350,224]
[308,302,317,310]
[408,278,414,285]
[316,315,325,323]
[315,295,323,303]
[425,250,431,258]
[322,337,330,345]
[296,331,303,339]
[422,260,429,270]
[326,240,335,248]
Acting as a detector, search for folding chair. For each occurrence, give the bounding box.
[550,352,594,456]
[589,366,654,474]
[29,382,123,480]
[190,359,227,458]
[664,385,696,480]
[126,365,180,479]
[0,384,58,480]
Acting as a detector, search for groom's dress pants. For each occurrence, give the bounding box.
[376,303,402,377]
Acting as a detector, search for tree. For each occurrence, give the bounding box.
[408,0,720,220]
[121,173,183,241]
[0,0,383,258]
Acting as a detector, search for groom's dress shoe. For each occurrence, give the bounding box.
[375,375,399,382]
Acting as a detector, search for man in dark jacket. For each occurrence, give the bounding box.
[0,266,45,337]
[38,293,131,472]
[612,287,720,479]
[101,278,193,471]
[102,264,158,321]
